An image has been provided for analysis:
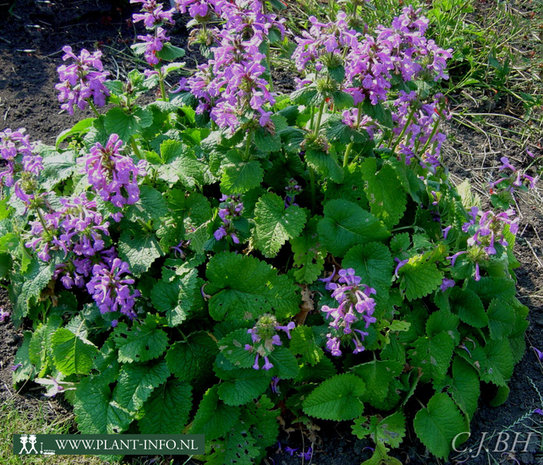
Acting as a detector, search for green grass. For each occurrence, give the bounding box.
[0,398,179,465]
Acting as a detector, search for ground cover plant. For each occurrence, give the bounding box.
[0,0,539,463]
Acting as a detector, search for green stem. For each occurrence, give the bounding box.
[308,167,316,212]
[314,100,326,136]
[158,67,167,101]
[88,100,100,118]
[130,137,142,159]
[391,107,416,153]
[244,130,254,161]
[418,118,441,157]
[36,207,49,235]
[343,103,363,167]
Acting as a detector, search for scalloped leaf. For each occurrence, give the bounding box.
[217,368,271,406]
[303,374,365,420]
[113,316,169,364]
[253,193,307,258]
[398,254,443,301]
[413,393,468,460]
[449,287,488,328]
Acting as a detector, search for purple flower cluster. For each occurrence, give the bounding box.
[292,11,358,73]
[489,156,538,193]
[244,314,295,370]
[390,91,448,171]
[86,258,141,318]
[82,134,146,208]
[0,128,42,189]
[447,207,519,281]
[214,194,243,243]
[284,178,302,207]
[25,193,110,263]
[55,46,110,115]
[320,268,376,356]
[131,0,175,66]
[185,0,283,129]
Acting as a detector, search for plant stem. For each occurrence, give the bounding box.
[130,137,142,159]
[88,100,100,118]
[314,100,326,136]
[158,67,167,101]
[391,107,416,153]
[343,103,363,167]
[244,130,254,161]
[308,166,316,212]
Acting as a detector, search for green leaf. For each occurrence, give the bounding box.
[305,149,344,183]
[360,159,407,228]
[29,320,60,375]
[409,332,454,383]
[351,360,403,409]
[269,346,300,379]
[157,140,205,188]
[487,298,514,339]
[51,328,97,376]
[290,224,325,284]
[56,118,95,148]
[362,100,393,128]
[413,393,467,459]
[104,107,152,142]
[253,193,307,257]
[207,252,300,321]
[217,368,271,406]
[331,90,354,109]
[352,412,406,448]
[302,374,365,421]
[221,160,264,194]
[218,329,256,369]
[398,254,443,301]
[113,360,170,413]
[40,149,77,190]
[125,185,168,223]
[118,222,162,276]
[318,200,389,257]
[343,242,393,297]
[467,339,514,386]
[190,385,241,440]
[139,379,192,433]
[290,326,323,366]
[74,375,132,434]
[449,287,488,328]
[328,65,345,82]
[156,42,185,61]
[10,259,54,323]
[448,357,480,420]
[325,116,371,145]
[425,309,460,344]
[166,331,217,382]
[466,277,516,305]
[114,316,169,363]
[12,332,35,384]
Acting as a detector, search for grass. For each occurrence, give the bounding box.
[0,398,180,465]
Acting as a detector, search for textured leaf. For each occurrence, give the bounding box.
[343,242,393,297]
[487,299,514,340]
[360,159,407,228]
[190,386,241,440]
[56,118,95,148]
[351,360,403,408]
[448,357,480,420]
[139,379,192,433]
[113,360,170,413]
[218,368,271,406]
[466,340,514,386]
[409,332,454,383]
[352,412,406,448]
[303,374,365,420]
[51,328,98,376]
[125,185,168,223]
[114,316,169,363]
[413,393,467,459]
[290,223,325,284]
[290,326,323,366]
[12,332,35,384]
[104,107,152,142]
[305,149,344,183]
[74,375,132,434]
[166,331,217,382]
[41,149,77,190]
[218,328,256,369]
[269,346,300,379]
[398,254,443,301]
[318,200,389,257]
[221,161,264,194]
[449,287,488,328]
[253,193,307,258]
[466,277,516,304]
[206,252,300,321]
[118,222,162,276]
[158,140,205,188]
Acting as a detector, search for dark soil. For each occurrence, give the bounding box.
[0,1,542,465]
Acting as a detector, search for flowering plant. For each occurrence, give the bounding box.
[0,1,531,463]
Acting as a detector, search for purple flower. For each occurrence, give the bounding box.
[440,278,455,292]
[447,250,467,267]
[137,27,170,66]
[245,314,293,371]
[442,225,452,239]
[83,134,146,208]
[214,194,243,244]
[464,208,518,255]
[86,258,140,318]
[11,363,22,371]
[131,0,175,28]
[284,446,298,456]
[394,258,409,278]
[534,409,543,416]
[55,46,110,115]
[0,308,10,323]
[532,347,543,360]
[321,268,376,356]
[299,447,312,461]
[0,128,41,188]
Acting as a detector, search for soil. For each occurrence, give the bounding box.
[0,1,542,465]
